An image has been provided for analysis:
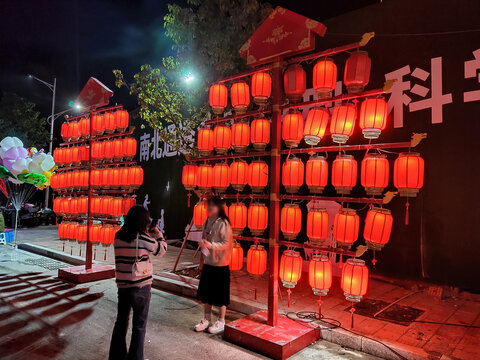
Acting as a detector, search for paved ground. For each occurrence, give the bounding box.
[0,244,380,360]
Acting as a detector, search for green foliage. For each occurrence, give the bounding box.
[0,212,4,233]
[0,93,49,149]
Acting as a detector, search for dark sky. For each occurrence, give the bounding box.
[0,0,378,116]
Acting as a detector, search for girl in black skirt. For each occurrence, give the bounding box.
[194,196,233,334]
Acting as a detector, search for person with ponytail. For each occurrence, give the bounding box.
[194,196,233,334]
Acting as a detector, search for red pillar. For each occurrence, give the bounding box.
[85,110,94,270]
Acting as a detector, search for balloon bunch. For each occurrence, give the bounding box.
[0,136,56,189]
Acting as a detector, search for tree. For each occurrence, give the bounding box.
[113,0,272,155]
[0,93,50,149]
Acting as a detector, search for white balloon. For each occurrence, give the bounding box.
[40,155,55,172]
[0,136,23,151]
[11,158,31,173]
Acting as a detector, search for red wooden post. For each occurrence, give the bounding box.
[85,110,94,270]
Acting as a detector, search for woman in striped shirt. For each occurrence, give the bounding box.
[109,205,166,360]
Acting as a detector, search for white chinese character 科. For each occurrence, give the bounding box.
[464,48,480,103]
[139,133,151,162]
[385,65,412,128]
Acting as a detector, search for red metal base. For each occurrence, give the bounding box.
[58,264,115,284]
[224,310,319,360]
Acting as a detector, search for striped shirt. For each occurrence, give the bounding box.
[114,232,161,288]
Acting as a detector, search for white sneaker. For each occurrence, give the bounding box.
[207,319,225,334]
[194,318,210,332]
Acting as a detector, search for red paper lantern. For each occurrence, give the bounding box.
[251,72,272,105]
[90,196,102,216]
[79,117,90,138]
[213,125,231,155]
[364,207,393,250]
[209,84,228,115]
[90,169,102,189]
[53,148,65,167]
[91,142,104,163]
[309,255,332,296]
[63,147,73,166]
[282,111,304,148]
[77,196,88,215]
[332,154,357,195]
[197,164,214,192]
[229,202,247,235]
[108,168,121,188]
[231,122,250,153]
[119,168,129,189]
[76,224,88,243]
[122,197,136,215]
[281,203,302,240]
[212,162,230,193]
[61,122,69,141]
[92,114,104,135]
[246,244,267,275]
[341,258,368,302]
[248,160,268,193]
[197,128,214,156]
[115,110,129,132]
[68,121,81,141]
[71,170,81,189]
[305,155,328,194]
[89,223,102,244]
[79,146,89,163]
[282,157,304,193]
[344,51,371,94]
[58,222,68,240]
[110,198,123,218]
[313,58,337,98]
[104,113,116,134]
[129,166,144,190]
[330,104,356,144]
[182,164,197,191]
[304,108,329,146]
[284,64,306,103]
[394,152,424,197]
[100,196,112,216]
[307,207,329,245]
[250,118,270,151]
[113,138,123,161]
[230,160,248,192]
[231,81,250,113]
[123,138,137,160]
[333,208,359,248]
[359,98,388,139]
[361,154,389,195]
[103,140,114,162]
[230,243,244,271]
[247,203,268,236]
[279,250,302,288]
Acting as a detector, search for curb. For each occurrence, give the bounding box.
[18,243,87,266]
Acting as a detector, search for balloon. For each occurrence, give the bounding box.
[27,147,38,157]
[30,152,55,173]
[0,165,14,179]
[0,136,23,158]
[2,146,28,170]
[17,172,47,186]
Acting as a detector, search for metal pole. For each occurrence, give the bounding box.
[44,78,56,209]
[85,110,94,270]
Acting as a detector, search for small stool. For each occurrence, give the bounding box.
[0,233,6,245]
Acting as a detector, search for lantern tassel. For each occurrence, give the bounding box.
[79,245,82,257]
[62,241,65,252]
[287,289,292,308]
[318,298,323,319]
[104,249,107,261]
[187,192,191,207]
[94,248,96,260]
[372,249,377,267]
[350,303,356,328]
[70,245,73,256]
[405,198,410,226]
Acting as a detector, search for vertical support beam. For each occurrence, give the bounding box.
[85,110,94,270]
[267,58,283,326]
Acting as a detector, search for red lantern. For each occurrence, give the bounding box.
[79,171,89,190]
[197,164,214,192]
[182,164,197,191]
[394,152,424,197]
[79,117,90,138]
[212,162,230,193]
[91,142,105,163]
[231,122,250,153]
[307,207,329,245]
[89,223,102,244]
[115,110,129,132]
[364,207,393,250]
[279,250,302,288]
[77,196,88,215]
[304,108,329,146]
[250,118,270,151]
[344,51,371,94]
[281,203,302,240]
[90,196,102,216]
[230,160,248,192]
[113,138,123,161]
[100,196,112,216]
[129,166,144,190]
[70,147,80,165]
[359,98,388,139]
[213,125,231,154]
[284,64,306,103]
[229,202,247,235]
[305,155,328,193]
[53,148,65,167]
[251,72,271,105]
[309,255,332,296]
[123,138,137,160]
[79,146,89,163]
[90,169,102,189]
[108,168,121,188]
[63,148,73,166]
[248,160,268,193]
[193,201,208,228]
[122,197,136,215]
[92,114,104,135]
[110,198,123,218]
[282,111,304,148]
[247,203,268,236]
[197,128,214,156]
[103,140,114,162]
[333,208,359,248]
[209,84,228,115]
[313,58,337,98]
[71,171,81,189]
[246,244,267,275]
[61,122,69,141]
[58,222,68,240]
[330,104,356,144]
[341,258,368,302]
[68,121,81,141]
[282,157,304,193]
[104,113,116,134]
[332,154,357,195]
[76,224,88,243]
[231,81,250,113]
[361,154,389,195]
[119,168,129,189]
[230,242,244,271]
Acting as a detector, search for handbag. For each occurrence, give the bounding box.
[132,233,153,277]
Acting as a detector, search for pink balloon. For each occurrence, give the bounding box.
[2,146,28,171]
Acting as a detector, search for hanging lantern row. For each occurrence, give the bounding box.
[58,221,120,246]
[54,145,89,166]
[53,196,135,219]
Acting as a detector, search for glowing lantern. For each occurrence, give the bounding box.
[122,197,136,215]
[91,142,104,163]
[231,122,250,153]
[330,104,356,144]
[123,138,137,160]
[305,155,328,194]
[212,162,230,193]
[230,160,248,192]
[115,110,129,132]
[110,198,123,218]
[119,167,129,189]
[89,224,102,244]
[92,114,104,135]
[197,128,214,156]
[61,122,69,141]
[231,81,250,113]
[68,121,81,140]
[193,201,208,228]
[90,196,102,216]
[282,157,304,193]
[248,160,268,193]
[304,108,329,145]
[71,147,81,165]
[332,154,357,195]
[247,203,268,236]
[77,196,88,215]
[282,111,304,148]
[104,140,114,162]
[281,204,302,240]
[65,172,73,189]
[341,258,368,302]
[250,118,270,151]
[394,152,424,197]
[129,166,144,190]
[108,168,121,188]
[361,154,389,195]
[113,138,123,161]
[313,58,337,98]
[209,83,228,115]
[364,207,393,250]
[104,113,116,134]
[79,117,90,138]
[284,64,306,103]
[333,208,359,248]
[279,250,302,288]
[307,207,329,245]
[76,224,88,243]
[197,164,214,192]
[229,202,247,235]
[100,196,112,216]
[79,171,89,189]
[309,255,332,296]
[100,168,110,189]
[72,170,81,189]
[182,164,197,191]
[251,72,271,105]
[53,148,65,167]
[230,243,244,271]
[359,98,388,139]
[90,169,102,189]
[79,146,89,163]
[213,125,231,154]
[344,51,371,94]
[58,222,68,240]
[246,244,267,275]
[63,148,73,166]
